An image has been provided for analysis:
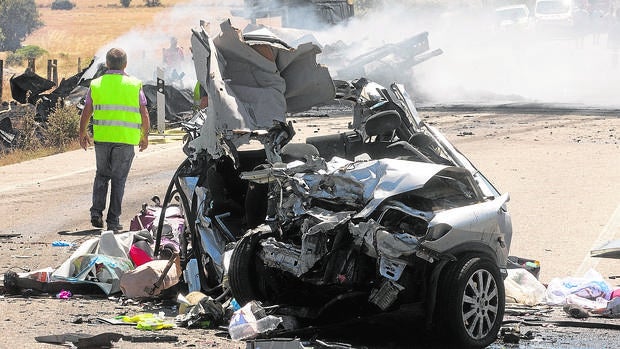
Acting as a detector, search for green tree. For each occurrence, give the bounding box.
[6,45,47,66]
[0,0,42,51]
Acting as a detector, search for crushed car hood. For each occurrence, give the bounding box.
[299,157,453,218]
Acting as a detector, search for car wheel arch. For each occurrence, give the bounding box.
[422,243,504,327]
[427,251,505,348]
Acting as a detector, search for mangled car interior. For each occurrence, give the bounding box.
[145,19,513,348]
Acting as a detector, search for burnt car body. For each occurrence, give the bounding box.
[159,20,512,348]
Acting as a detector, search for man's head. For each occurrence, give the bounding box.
[106,48,127,70]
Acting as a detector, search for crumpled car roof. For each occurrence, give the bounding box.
[189,19,335,157]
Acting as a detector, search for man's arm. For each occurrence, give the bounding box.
[79,102,93,150]
[139,105,150,152]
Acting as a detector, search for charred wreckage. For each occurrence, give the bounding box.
[141,19,515,348]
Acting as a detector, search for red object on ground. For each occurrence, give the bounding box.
[129,243,153,267]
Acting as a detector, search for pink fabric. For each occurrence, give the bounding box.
[611,288,620,300]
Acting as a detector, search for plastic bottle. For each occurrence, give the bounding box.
[230,298,241,311]
[52,240,74,247]
[228,301,282,341]
[228,315,282,341]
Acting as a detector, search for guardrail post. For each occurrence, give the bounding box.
[156,67,166,134]
[47,59,53,80]
[52,59,58,84]
[0,60,3,101]
[27,58,35,72]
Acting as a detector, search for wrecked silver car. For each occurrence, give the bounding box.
[158,20,512,348]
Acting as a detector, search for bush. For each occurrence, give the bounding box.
[5,45,47,66]
[5,52,23,66]
[120,0,131,7]
[145,0,160,7]
[51,0,75,10]
[16,105,43,151]
[44,100,80,150]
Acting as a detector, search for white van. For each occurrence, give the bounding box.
[533,0,575,35]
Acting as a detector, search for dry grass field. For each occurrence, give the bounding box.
[0,0,254,102]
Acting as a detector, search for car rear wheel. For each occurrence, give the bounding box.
[436,255,505,348]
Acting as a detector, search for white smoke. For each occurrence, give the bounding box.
[86,0,246,89]
[86,0,620,107]
[310,1,620,107]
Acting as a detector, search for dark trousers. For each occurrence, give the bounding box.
[90,142,135,226]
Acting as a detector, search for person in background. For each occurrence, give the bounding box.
[79,48,150,232]
[163,36,184,68]
[193,81,208,109]
[163,37,185,84]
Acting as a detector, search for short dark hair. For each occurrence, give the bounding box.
[106,48,127,70]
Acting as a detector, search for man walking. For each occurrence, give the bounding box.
[79,48,150,232]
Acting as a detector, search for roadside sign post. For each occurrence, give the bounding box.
[156,67,166,134]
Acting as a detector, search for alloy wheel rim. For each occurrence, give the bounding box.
[461,269,499,339]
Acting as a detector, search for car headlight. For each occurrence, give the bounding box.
[427,223,452,240]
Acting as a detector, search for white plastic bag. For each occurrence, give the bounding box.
[504,268,547,305]
[546,268,612,305]
[51,231,137,295]
[228,301,282,341]
[565,294,608,310]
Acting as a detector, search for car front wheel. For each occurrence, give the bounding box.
[436,255,505,348]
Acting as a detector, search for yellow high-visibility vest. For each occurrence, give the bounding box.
[90,74,143,145]
[193,82,201,104]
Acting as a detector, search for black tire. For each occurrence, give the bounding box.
[228,230,272,306]
[436,255,505,349]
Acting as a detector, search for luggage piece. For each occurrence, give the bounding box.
[120,255,181,298]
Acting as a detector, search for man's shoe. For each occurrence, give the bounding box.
[107,223,124,233]
[91,216,104,228]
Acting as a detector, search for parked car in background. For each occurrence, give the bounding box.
[495,4,532,31]
[533,0,575,36]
